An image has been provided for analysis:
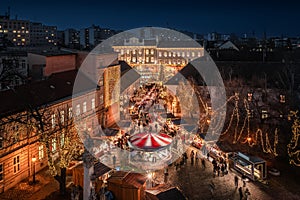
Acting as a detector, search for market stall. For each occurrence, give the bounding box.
[230,152,267,181]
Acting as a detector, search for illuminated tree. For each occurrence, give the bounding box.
[27,105,83,195]
[287,111,300,166]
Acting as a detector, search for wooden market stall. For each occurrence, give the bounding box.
[107,171,147,200]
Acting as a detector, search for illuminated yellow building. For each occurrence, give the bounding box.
[112,37,204,82]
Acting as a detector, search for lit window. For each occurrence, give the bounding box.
[164,52,167,57]
[280,95,285,103]
[168,52,171,57]
[182,52,185,57]
[76,104,80,116]
[146,49,149,55]
[0,137,3,149]
[261,110,268,119]
[60,134,65,147]
[51,114,56,128]
[187,52,190,57]
[192,52,195,57]
[159,52,162,57]
[91,98,95,110]
[151,49,154,55]
[120,49,124,54]
[68,107,73,118]
[126,49,130,54]
[198,52,201,57]
[83,102,87,113]
[51,138,57,153]
[247,93,253,101]
[60,111,64,124]
[0,163,3,181]
[38,145,44,160]
[13,156,20,173]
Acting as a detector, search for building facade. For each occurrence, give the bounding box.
[0,15,30,46]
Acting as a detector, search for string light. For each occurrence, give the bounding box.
[287,111,300,166]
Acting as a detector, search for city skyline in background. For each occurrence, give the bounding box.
[1,0,300,37]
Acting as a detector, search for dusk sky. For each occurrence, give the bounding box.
[1,0,300,37]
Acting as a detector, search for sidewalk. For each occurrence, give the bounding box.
[0,167,59,200]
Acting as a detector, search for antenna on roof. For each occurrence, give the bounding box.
[7,6,10,18]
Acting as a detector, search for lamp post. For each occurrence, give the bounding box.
[247,137,252,155]
[32,156,37,184]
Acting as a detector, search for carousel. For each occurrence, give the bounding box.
[128,132,173,170]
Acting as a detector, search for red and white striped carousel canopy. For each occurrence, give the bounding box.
[129,132,172,151]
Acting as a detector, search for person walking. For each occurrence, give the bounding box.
[238,187,243,200]
[234,175,239,188]
[190,150,195,165]
[195,152,199,166]
[245,188,251,200]
[209,181,215,197]
[112,155,116,168]
[201,158,206,169]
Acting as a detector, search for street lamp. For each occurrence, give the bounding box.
[32,156,37,184]
[246,137,252,155]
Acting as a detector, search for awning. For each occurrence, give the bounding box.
[128,132,172,151]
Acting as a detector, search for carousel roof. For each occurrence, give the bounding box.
[129,132,172,151]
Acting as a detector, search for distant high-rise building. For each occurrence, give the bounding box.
[64,28,80,48]
[80,25,116,49]
[30,22,57,46]
[0,14,30,46]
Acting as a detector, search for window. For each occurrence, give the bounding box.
[68,107,73,118]
[51,114,56,129]
[159,52,162,57]
[0,163,3,181]
[13,156,20,173]
[60,134,65,147]
[51,138,57,153]
[0,137,3,149]
[91,98,95,110]
[38,145,44,160]
[261,110,268,119]
[76,104,80,116]
[280,95,285,103]
[99,95,104,104]
[83,102,87,113]
[60,111,64,124]
[247,93,253,101]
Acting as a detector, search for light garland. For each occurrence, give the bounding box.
[287,111,300,166]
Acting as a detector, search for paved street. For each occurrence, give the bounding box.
[154,147,300,200]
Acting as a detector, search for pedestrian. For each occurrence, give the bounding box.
[221,164,225,176]
[201,158,206,169]
[234,175,239,188]
[190,150,194,165]
[195,152,199,166]
[209,181,215,197]
[238,187,243,200]
[164,168,169,183]
[112,155,116,168]
[242,174,247,187]
[207,152,210,161]
[245,188,251,200]
[217,165,220,176]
